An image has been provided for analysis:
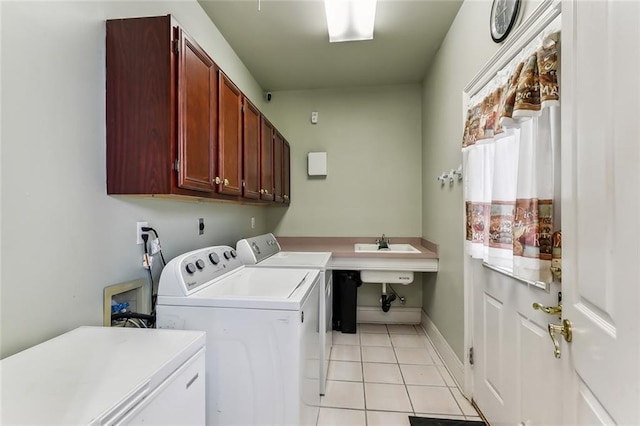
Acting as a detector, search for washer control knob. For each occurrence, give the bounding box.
[195,259,205,270]
[185,263,197,274]
[230,249,237,258]
[209,253,220,265]
[224,251,231,260]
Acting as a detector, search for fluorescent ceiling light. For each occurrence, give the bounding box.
[324,0,377,43]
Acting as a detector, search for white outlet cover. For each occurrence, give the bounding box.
[136,221,148,244]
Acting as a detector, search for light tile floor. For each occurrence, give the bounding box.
[317,323,483,426]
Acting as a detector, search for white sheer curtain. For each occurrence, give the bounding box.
[463,31,560,283]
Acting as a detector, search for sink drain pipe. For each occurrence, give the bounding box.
[380,283,405,312]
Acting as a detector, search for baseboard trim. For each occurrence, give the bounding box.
[420,310,464,388]
[357,306,422,324]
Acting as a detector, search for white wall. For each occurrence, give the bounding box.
[420,0,541,361]
[0,1,269,358]
[263,85,423,237]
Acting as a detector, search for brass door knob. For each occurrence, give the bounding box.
[214,177,221,185]
[284,195,289,200]
[260,189,265,194]
[223,178,229,186]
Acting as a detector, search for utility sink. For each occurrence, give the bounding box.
[354,243,421,253]
[354,243,419,285]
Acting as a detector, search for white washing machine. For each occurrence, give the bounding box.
[156,245,320,426]
[236,233,333,395]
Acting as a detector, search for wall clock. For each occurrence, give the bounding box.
[490,0,520,43]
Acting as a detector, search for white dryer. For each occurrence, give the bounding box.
[156,245,320,426]
[236,233,333,395]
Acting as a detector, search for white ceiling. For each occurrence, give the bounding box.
[198,0,464,91]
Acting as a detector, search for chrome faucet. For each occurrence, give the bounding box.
[376,234,390,249]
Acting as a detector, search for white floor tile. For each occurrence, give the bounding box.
[450,388,479,416]
[361,346,397,363]
[321,380,365,410]
[358,323,388,334]
[391,334,428,348]
[327,361,363,382]
[360,333,392,347]
[364,383,413,412]
[363,362,404,384]
[387,324,418,335]
[316,324,475,426]
[394,347,434,365]
[330,344,361,362]
[333,331,360,346]
[400,364,446,386]
[317,407,366,426]
[367,410,413,426]
[436,364,457,387]
[406,386,463,416]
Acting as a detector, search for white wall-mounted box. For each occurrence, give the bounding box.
[308,152,327,176]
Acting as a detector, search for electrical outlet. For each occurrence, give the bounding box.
[136,221,148,244]
[198,218,205,235]
[251,217,255,229]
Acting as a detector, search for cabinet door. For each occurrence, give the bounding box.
[260,117,275,201]
[176,28,217,193]
[217,72,243,196]
[273,131,284,203]
[283,140,291,204]
[242,98,261,200]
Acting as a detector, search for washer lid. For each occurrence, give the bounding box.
[258,251,332,269]
[159,268,320,310]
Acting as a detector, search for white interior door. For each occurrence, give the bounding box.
[470,259,563,426]
[561,0,640,424]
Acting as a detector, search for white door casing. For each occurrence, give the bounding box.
[561,0,640,424]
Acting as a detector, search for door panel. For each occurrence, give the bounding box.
[519,317,561,426]
[260,118,275,201]
[283,140,291,204]
[218,72,242,196]
[273,132,284,203]
[562,0,640,424]
[242,99,261,200]
[483,294,503,402]
[177,29,216,192]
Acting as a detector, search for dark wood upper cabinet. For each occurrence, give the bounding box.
[242,98,261,200]
[260,117,275,202]
[106,15,217,197]
[273,131,284,203]
[177,27,218,193]
[217,72,243,196]
[106,15,290,207]
[283,140,291,204]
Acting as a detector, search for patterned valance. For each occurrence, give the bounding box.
[462,32,560,148]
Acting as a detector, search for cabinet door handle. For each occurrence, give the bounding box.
[283,195,289,200]
[214,177,221,185]
[223,178,229,186]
